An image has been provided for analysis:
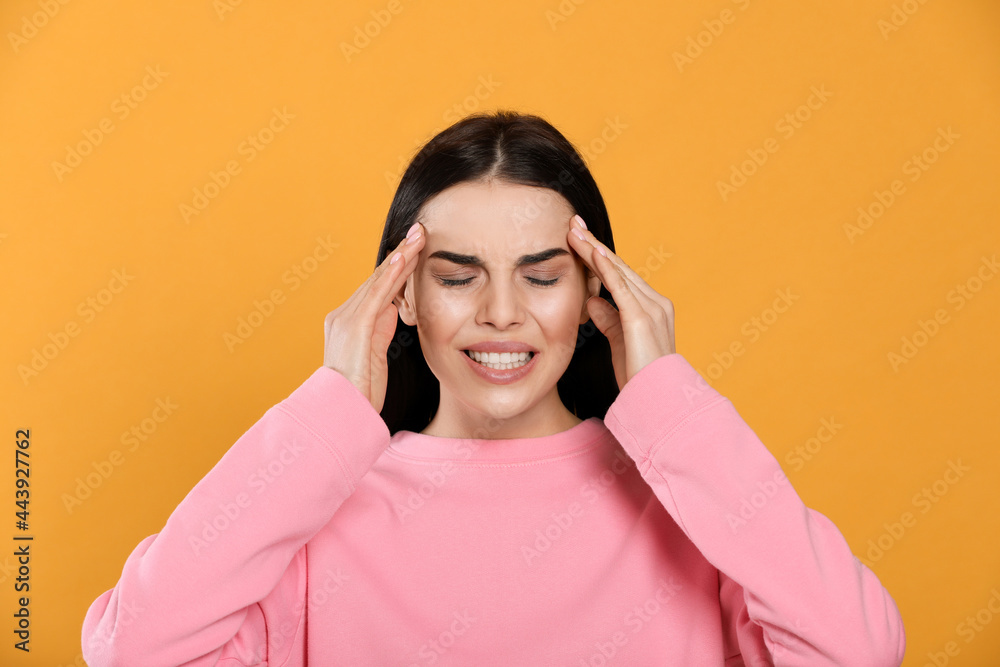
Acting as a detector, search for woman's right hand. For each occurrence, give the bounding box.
[323,222,424,413]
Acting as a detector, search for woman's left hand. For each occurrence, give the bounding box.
[567,214,676,390]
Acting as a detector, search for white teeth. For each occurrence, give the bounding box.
[464,350,534,370]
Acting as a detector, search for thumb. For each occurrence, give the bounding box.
[586,296,621,338]
[371,302,399,359]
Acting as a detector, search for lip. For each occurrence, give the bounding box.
[461,349,539,385]
[463,341,538,353]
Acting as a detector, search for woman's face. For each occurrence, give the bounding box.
[394,179,601,434]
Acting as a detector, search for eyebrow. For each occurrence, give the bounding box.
[427,247,571,268]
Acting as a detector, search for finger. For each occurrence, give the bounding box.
[590,246,648,319]
[568,220,674,330]
[567,224,600,277]
[586,295,622,339]
[371,301,400,358]
[359,223,425,326]
[567,219,627,289]
[569,216,664,303]
[570,219,676,358]
[568,226,655,318]
[586,297,627,389]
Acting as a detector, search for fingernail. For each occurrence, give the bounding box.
[574,215,587,230]
[572,228,586,241]
[405,230,422,245]
[406,222,421,238]
[390,251,402,264]
[597,246,607,257]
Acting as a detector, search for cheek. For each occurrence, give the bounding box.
[532,289,585,341]
[413,284,467,339]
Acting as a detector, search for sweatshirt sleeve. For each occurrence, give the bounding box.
[602,353,906,666]
[81,366,391,667]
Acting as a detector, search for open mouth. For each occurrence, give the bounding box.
[463,349,535,370]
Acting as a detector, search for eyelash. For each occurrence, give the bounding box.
[438,276,560,287]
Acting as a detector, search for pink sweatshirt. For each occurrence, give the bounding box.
[81,352,905,666]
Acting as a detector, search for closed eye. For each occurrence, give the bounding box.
[436,276,560,287]
[438,277,474,287]
[527,276,559,286]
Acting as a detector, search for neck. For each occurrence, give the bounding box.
[421,389,581,440]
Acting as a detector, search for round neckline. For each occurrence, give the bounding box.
[386,416,609,464]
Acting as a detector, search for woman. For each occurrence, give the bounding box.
[82,110,906,665]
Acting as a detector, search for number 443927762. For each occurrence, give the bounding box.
[15,429,30,531]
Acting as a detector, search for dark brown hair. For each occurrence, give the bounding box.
[376,109,620,435]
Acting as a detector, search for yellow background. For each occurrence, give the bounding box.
[2,0,998,664]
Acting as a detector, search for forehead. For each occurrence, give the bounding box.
[416,180,574,248]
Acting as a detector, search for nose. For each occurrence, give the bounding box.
[475,277,525,329]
